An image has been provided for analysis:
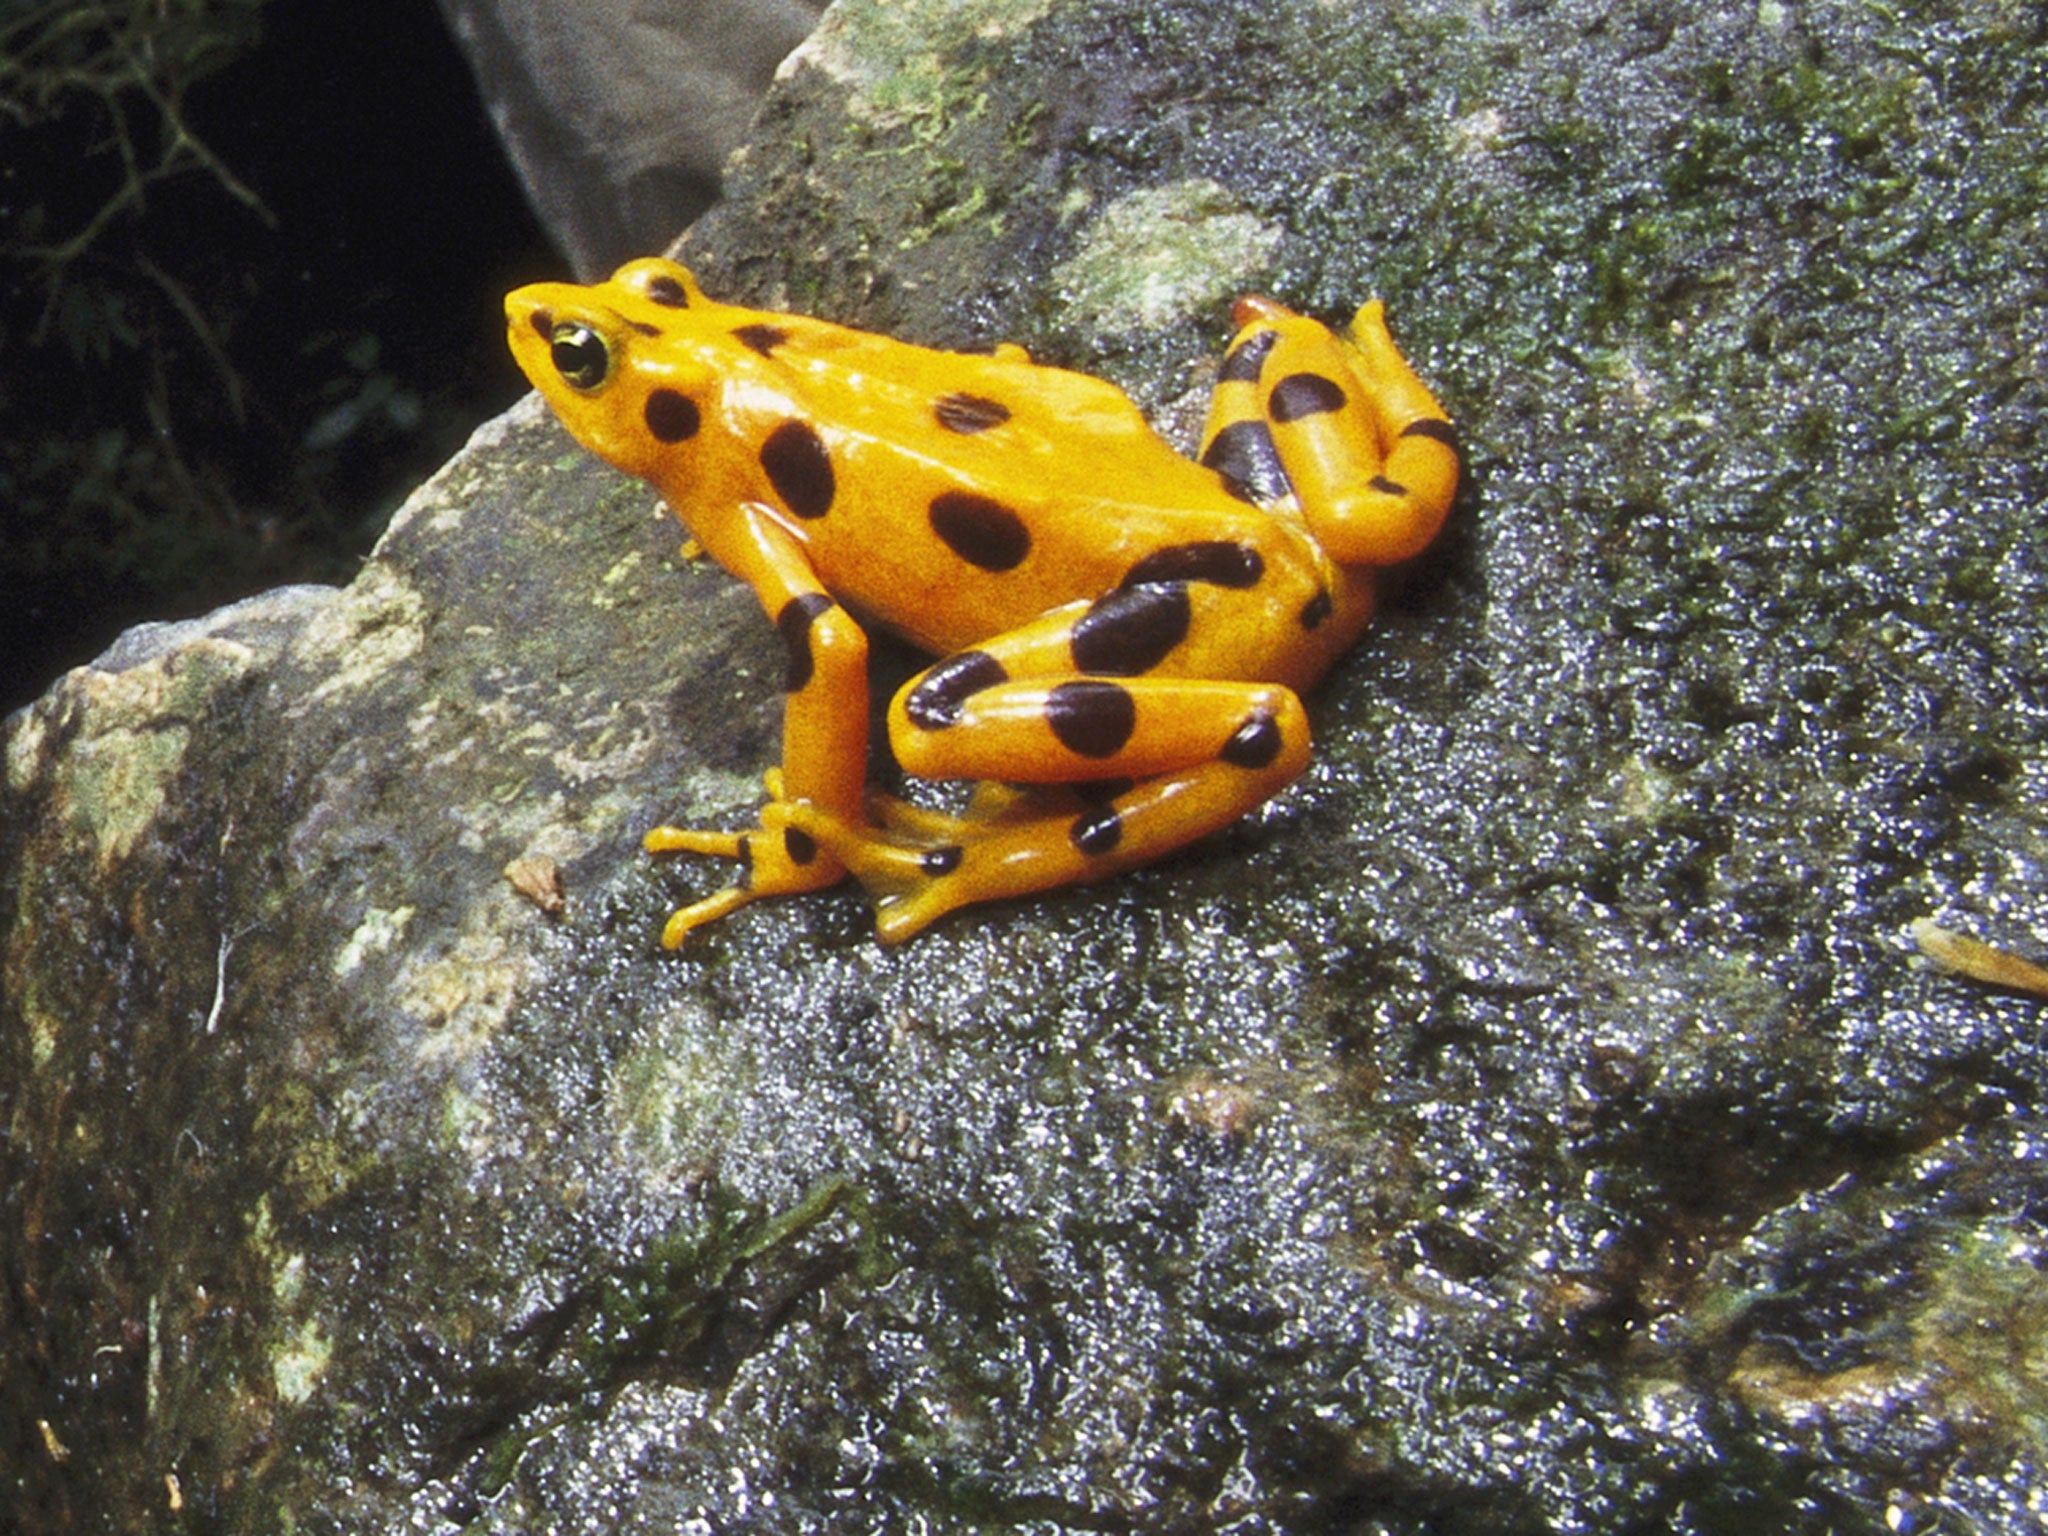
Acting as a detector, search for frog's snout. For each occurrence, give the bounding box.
[505,289,552,346]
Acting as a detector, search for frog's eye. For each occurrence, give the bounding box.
[549,322,612,391]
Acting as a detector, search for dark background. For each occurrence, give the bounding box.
[1,0,556,713]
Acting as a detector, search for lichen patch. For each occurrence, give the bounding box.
[1054,180,1285,333]
[288,563,430,715]
[12,638,258,873]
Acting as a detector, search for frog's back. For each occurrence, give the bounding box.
[745,322,1319,654]
[767,320,1175,456]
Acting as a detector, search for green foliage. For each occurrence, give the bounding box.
[0,0,494,709]
[0,0,269,278]
[1,1,285,693]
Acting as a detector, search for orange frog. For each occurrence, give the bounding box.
[506,259,1457,945]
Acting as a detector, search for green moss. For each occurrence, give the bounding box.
[237,1192,339,1408]
[1915,1221,2048,1451]
[332,905,414,978]
[273,1315,333,1406]
[600,1177,885,1367]
[610,1010,759,1169]
[256,1078,381,1216]
[820,0,1056,122]
[54,642,261,870]
[473,1176,890,1500]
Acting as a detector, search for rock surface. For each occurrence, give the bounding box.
[5,1,2046,1532]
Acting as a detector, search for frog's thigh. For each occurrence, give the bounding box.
[888,670,1304,785]
[793,716,1310,943]
[798,655,1312,940]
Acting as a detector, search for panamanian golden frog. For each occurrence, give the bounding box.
[506,258,1458,945]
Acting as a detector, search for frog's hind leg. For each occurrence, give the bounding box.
[786,675,1313,943]
[1202,294,1460,567]
[790,755,1309,945]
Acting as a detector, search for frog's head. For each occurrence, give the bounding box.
[506,258,726,482]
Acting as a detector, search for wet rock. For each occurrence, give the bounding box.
[5,1,2044,1531]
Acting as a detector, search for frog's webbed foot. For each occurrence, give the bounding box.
[643,771,846,947]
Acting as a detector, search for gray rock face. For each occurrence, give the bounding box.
[5,2,2045,1532]
[434,0,827,275]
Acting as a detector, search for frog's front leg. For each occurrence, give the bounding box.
[786,619,1313,943]
[643,504,868,946]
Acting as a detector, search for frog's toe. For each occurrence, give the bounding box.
[645,825,749,858]
[660,886,755,948]
[646,807,846,946]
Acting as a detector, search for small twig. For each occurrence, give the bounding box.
[137,251,248,423]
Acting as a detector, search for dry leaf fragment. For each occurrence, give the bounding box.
[504,853,566,914]
[1911,919,2048,997]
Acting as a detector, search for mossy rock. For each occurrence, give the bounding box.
[4,1,2045,1531]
